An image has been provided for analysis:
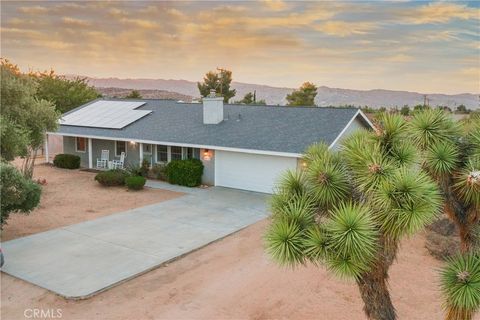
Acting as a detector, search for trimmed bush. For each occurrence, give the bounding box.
[166,158,204,187]
[94,169,127,186]
[1,162,42,227]
[53,154,80,169]
[125,176,146,190]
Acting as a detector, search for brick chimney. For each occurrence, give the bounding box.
[202,89,224,124]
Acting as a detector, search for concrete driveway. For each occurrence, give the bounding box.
[1,183,268,299]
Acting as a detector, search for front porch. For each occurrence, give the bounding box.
[45,134,215,184]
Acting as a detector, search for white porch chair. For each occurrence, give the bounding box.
[96,150,109,169]
[112,152,125,170]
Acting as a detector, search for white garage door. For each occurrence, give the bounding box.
[215,150,298,193]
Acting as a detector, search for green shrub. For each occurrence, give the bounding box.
[166,159,204,187]
[1,162,42,227]
[140,159,150,177]
[53,154,80,169]
[125,175,146,190]
[152,163,167,180]
[94,169,127,186]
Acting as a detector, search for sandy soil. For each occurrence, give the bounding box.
[2,217,463,320]
[1,162,183,241]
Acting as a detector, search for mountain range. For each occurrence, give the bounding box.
[71,76,479,109]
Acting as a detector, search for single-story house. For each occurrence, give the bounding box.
[47,95,373,193]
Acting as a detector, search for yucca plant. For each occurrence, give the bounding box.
[265,113,442,320]
[440,253,480,320]
[408,109,479,253]
[408,109,480,320]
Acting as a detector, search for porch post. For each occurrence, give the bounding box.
[88,138,93,169]
[45,133,49,163]
[139,143,143,164]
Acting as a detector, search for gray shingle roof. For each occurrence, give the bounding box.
[54,99,366,155]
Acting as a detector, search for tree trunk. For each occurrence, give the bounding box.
[357,269,396,320]
[356,235,398,320]
[440,175,477,254]
[21,148,37,179]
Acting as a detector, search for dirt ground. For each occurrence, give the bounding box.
[1,161,469,320]
[1,162,183,241]
[2,218,464,320]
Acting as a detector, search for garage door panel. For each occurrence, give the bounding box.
[215,151,297,194]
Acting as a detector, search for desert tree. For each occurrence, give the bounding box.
[31,69,100,113]
[1,59,59,178]
[286,82,317,106]
[408,109,479,253]
[125,90,142,99]
[408,109,480,320]
[197,68,236,103]
[265,113,442,320]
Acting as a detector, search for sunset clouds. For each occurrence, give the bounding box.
[1,1,478,93]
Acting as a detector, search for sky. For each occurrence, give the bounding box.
[1,1,479,94]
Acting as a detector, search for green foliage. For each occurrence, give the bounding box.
[152,163,167,180]
[1,59,59,160]
[236,91,267,105]
[94,169,128,186]
[453,157,480,208]
[125,90,142,99]
[166,158,204,187]
[456,104,469,114]
[265,219,306,267]
[323,202,378,279]
[274,170,309,198]
[426,142,459,177]
[286,82,317,106]
[140,159,150,177]
[441,254,480,320]
[32,70,100,113]
[197,69,236,103]
[409,108,460,150]
[53,154,81,169]
[373,168,442,238]
[305,159,349,207]
[0,115,29,161]
[125,175,146,190]
[400,105,410,116]
[1,162,41,227]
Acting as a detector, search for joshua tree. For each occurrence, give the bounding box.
[408,109,480,320]
[265,113,442,320]
[408,109,479,253]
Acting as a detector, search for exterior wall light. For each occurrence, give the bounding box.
[129,141,136,145]
[203,149,211,161]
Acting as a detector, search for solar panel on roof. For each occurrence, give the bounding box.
[59,101,152,129]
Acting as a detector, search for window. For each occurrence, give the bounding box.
[115,141,127,157]
[143,144,152,154]
[75,137,86,153]
[184,148,200,160]
[156,145,168,162]
[171,146,182,161]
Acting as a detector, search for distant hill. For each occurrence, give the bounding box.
[96,87,193,102]
[69,75,479,109]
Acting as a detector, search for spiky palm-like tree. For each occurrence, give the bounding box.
[265,113,442,320]
[407,109,480,320]
[440,253,480,320]
[408,109,480,253]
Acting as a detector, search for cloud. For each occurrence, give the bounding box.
[316,21,378,37]
[263,0,288,11]
[1,1,477,94]
[397,2,478,24]
[17,5,48,14]
[61,17,91,28]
